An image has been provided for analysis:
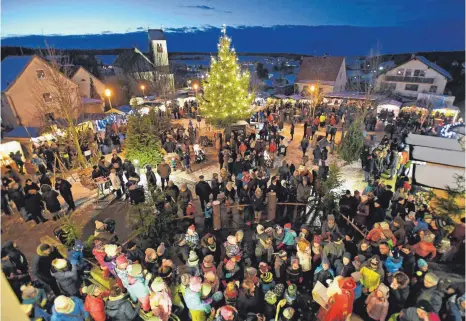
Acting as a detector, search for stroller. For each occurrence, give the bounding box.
[193,144,207,163]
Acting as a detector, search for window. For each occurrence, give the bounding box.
[405,84,419,91]
[429,85,438,93]
[405,69,412,76]
[413,69,426,77]
[36,70,46,79]
[43,93,52,102]
[381,82,396,91]
[396,69,404,75]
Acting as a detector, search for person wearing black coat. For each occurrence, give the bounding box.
[32,244,62,294]
[128,184,145,205]
[55,178,75,211]
[211,173,220,201]
[42,185,62,220]
[378,185,394,210]
[122,160,136,180]
[50,260,81,297]
[239,185,253,225]
[105,286,141,321]
[125,242,145,264]
[7,184,27,219]
[388,271,410,317]
[24,189,48,224]
[237,283,262,319]
[1,241,28,274]
[218,150,225,170]
[1,251,29,299]
[364,155,374,182]
[145,165,157,189]
[195,175,212,212]
[24,179,40,195]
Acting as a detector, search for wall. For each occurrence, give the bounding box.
[295,82,334,95]
[150,40,169,67]
[376,59,449,97]
[71,67,106,99]
[1,93,17,127]
[4,56,81,127]
[333,58,347,93]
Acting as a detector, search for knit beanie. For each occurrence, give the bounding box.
[272,283,285,297]
[286,284,297,298]
[297,239,311,252]
[282,307,295,320]
[264,291,278,305]
[189,276,202,292]
[187,250,199,267]
[417,259,428,268]
[261,272,273,283]
[224,282,238,299]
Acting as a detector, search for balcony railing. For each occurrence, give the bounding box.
[385,75,435,84]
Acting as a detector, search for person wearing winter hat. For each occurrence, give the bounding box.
[321,214,340,242]
[185,225,200,251]
[398,300,434,321]
[384,249,403,274]
[255,235,274,264]
[412,232,437,259]
[281,307,295,320]
[52,295,89,321]
[313,256,334,287]
[215,305,239,321]
[335,252,356,277]
[126,263,151,312]
[113,254,131,291]
[365,283,389,321]
[149,277,172,321]
[144,248,159,275]
[388,271,410,317]
[296,238,312,289]
[224,281,240,307]
[51,258,81,297]
[184,276,211,320]
[204,270,220,293]
[260,272,276,293]
[278,223,297,253]
[273,225,285,248]
[223,235,243,261]
[360,255,385,293]
[102,244,119,278]
[201,254,216,276]
[399,244,416,279]
[286,257,303,286]
[274,250,288,283]
[221,258,240,283]
[323,232,345,266]
[414,272,443,313]
[264,290,278,320]
[187,250,200,276]
[156,242,167,260]
[125,241,145,265]
[82,284,108,321]
[244,266,259,286]
[272,283,286,299]
[351,272,363,300]
[411,259,429,288]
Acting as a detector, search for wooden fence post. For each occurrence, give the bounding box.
[212,200,221,231]
[267,192,277,221]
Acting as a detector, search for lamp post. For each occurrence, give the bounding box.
[310,85,316,118]
[105,89,112,109]
[193,83,200,128]
[140,85,145,97]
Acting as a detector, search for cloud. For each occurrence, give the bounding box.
[182,5,215,10]
[101,30,112,34]
[136,27,145,30]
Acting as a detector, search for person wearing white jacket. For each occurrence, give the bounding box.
[109,168,122,199]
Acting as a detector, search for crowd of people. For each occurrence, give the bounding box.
[2,102,465,321]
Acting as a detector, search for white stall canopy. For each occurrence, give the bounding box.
[377,100,402,116]
[414,164,465,190]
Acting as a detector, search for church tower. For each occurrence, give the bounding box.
[148,29,169,69]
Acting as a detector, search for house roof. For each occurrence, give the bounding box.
[3,126,41,138]
[1,55,35,92]
[148,29,165,41]
[114,48,154,71]
[95,55,118,66]
[414,56,452,80]
[296,56,345,83]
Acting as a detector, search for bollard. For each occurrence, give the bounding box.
[267,192,277,221]
[212,200,221,230]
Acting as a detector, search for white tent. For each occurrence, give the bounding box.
[288,94,304,101]
[377,100,402,116]
[274,94,288,99]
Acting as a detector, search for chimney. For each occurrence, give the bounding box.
[324,53,328,58]
[411,53,416,59]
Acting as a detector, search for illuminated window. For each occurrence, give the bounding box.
[43,93,53,102]
[405,84,419,91]
[396,69,404,75]
[36,70,46,79]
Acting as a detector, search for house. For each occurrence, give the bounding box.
[114,29,174,95]
[70,66,106,99]
[375,56,452,98]
[96,55,118,76]
[1,55,104,129]
[295,56,347,95]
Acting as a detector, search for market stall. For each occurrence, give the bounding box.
[376,100,402,117]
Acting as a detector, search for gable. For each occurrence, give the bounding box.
[1,55,34,92]
[392,56,452,80]
[296,56,345,83]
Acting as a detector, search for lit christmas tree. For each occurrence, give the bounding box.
[198,25,254,127]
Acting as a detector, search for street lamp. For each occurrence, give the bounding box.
[105,88,113,109]
[310,85,316,118]
[193,83,199,95]
[140,85,145,97]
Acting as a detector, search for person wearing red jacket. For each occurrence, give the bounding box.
[412,233,437,259]
[317,276,357,321]
[83,284,109,321]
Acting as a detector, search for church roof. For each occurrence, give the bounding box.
[114,48,154,72]
[148,29,165,41]
[296,56,345,83]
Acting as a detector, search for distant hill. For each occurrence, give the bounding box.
[1,23,464,56]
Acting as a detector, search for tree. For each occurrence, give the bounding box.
[33,47,87,168]
[320,161,345,215]
[198,29,254,127]
[89,77,101,100]
[433,174,465,217]
[125,108,169,166]
[256,62,269,79]
[338,112,366,163]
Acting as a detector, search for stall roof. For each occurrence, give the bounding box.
[413,163,464,190]
[3,126,41,138]
[288,94,304,100]
[117,105,132,114]
[406,133,463,151]
[324,91,382,101]
[82,97,103,104]
[411,146,465,168]
[274,94,288,99]
[378,100,402,108]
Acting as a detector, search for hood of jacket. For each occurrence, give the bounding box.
[105,295,127,315]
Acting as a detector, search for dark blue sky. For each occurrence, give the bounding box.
[1,0,464,55]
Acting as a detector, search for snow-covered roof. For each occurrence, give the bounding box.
[3,126,41,138]
[415,56,452,80]
[96,55,118,66]
[411,146,465,167]
[406,133,463,151]
[324,92,381,101]
[1,55,34,92]
[296,56,345,83]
